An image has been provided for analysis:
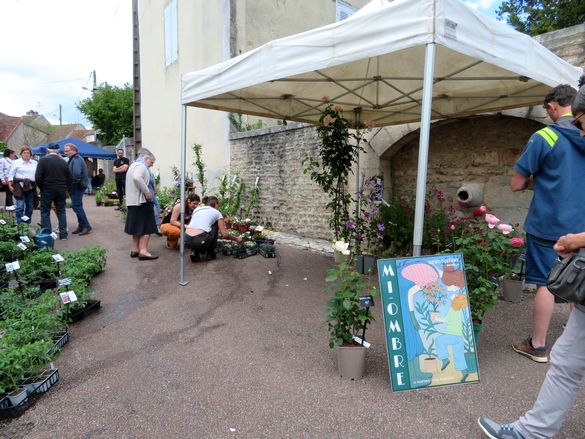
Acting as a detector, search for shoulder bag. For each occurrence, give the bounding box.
[546,248,585,305]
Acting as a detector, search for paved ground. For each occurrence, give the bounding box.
[0,198,583,439]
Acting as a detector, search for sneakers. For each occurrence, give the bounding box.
[512,338,548,363]
[165,240,171,249]
[478,417,524,439]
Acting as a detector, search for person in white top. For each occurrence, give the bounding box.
[8,146,38,224]
[0,148,16,207]
[185,195,242,262]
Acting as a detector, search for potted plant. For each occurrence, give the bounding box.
[452,206,525,325]
[322,260,378,379]
[244,241,258,256]
[259,243,276,258]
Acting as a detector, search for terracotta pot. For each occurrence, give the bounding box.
[424,357,438,373]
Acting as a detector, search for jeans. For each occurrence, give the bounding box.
[15,189,34,224]
[116,179,125,205]
[184,222,219,257]
[40,190,68,238]
[69,187,91,228]
[152,195,161,226]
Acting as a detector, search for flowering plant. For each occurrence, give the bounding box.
[171,165,193,189]
[347,176,385,255]
[451,206,525,322]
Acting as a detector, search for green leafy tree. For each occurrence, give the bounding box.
[497,0,585,36]
[76,82,133,145]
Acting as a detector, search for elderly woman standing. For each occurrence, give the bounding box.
[8,146,38,224]
[124,148,158,260]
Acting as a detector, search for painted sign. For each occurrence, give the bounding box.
[377,254,480,391]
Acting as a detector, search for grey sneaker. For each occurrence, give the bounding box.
[512,338,548,363]
[478,417,525,439]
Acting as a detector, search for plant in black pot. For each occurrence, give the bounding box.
[322,259,377,380]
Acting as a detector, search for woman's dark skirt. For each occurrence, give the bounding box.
[124,202,157,236]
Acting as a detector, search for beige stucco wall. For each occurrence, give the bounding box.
[138,0,368,190]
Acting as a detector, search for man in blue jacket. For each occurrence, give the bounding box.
[65,143,92,235]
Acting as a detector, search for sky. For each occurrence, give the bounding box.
[0,0,504,129]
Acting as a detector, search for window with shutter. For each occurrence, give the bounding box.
[164,0,178,66]
[336,0,356,22]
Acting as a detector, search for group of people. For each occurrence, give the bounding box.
[124,148,242,261]
[0,143,92,239]
[479,79,585,438]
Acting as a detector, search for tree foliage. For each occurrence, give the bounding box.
[496,0,585,36]
[76,83,133,145]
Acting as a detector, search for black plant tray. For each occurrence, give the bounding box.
[69,300,101,323]
[0,369,59,420]
[259,249,276,258]
[48,328,69,355]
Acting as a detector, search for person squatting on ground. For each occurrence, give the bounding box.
[160,193,200,250]
[0,148,16,208]
[65,143,92,236]
[8,146,38,224]
[185,195,242,262]
[478,77,585,439]
[35,143,72,241]
[124,148,158,260]
[509,83,584,363]
[113,148,129,211]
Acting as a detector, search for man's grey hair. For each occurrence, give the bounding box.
[137,148,156,161]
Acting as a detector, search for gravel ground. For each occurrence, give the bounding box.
[0,198,582,439]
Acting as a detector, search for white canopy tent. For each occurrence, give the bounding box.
[177,0,581,281]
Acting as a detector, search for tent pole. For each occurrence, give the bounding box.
[179,105,188,285]
[354,107,361,254]
[412,42,436,257]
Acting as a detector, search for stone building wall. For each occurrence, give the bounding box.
[230,122,333,240]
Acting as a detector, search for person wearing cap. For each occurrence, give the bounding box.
[35,143,72,240]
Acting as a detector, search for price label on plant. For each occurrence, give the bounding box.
[21,215,29,221]
[5,261,20,272]
[51,232,58,240]
[19,236,30,243]
[255,226,264,232]
[16,243,27,250]
[0,219,6,225]
[52,254,65,263]
[59,291,77,304]
[58,278,72,286]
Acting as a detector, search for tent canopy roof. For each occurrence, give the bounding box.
[181,0,581,128]
[31,137,117,159]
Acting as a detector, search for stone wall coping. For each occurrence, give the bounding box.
[229,121,314,140]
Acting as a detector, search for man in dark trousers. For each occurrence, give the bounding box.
[113,148,129,210]
[35,143,72,240]
[65,143,92,236]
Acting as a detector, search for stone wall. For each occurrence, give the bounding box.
[230,122,334,240]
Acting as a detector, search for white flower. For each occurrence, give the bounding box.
[333,240,349,252]
[342,249,351,255]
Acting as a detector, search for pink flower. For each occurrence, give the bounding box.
[485,214,499,228]
[510,237,524,247]
[323,115,333,126]
[450,225,455,230]
[497,223,514,235]
[334,105,344,112]
[322,96,329,102]
[480,206,487,212]
[365,120,376,130]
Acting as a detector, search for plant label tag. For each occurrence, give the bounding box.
[52,254,64,263]
[359,295,375,307]
[19,236,30,243]
[352,335,371,348]
[60,291,78,304]
[51,232,58,240]
[58,278,72,286]
[255,226,264,232]
[0,220,6,225]
[5,261,20,272]
[16,243,27,250]
[21,215,29,221]
[519,254,526,262]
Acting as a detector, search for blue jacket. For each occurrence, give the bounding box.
[68,153,88,190]
[515,119,585,240]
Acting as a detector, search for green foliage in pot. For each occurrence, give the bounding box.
[322,259,378,348]
[191,142,208,196]
[18,250,60,286]
[61,245,107,282]
[259,244,275,253]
